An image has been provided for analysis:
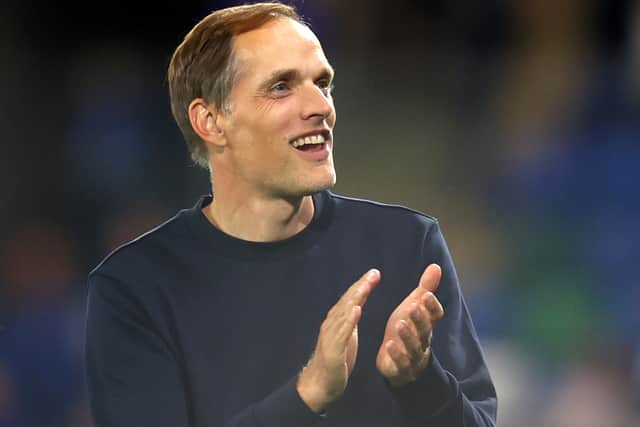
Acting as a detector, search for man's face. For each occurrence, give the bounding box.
[217,18,337,199]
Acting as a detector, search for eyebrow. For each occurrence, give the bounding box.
[260,66,335,90]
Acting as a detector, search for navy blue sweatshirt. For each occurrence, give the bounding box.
[85,191,497,426]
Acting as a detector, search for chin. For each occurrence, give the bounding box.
[309,171,337,193]
[283,174,336,198]
[306,179,336,195]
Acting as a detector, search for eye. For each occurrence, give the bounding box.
[270,82,290,95]
[316,79,334,96]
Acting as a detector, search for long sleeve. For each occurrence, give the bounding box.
[225,377,323,426]
[389,221,498,426]
[85,273,190,426]
[85,273,323,427]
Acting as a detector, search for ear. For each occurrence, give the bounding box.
[188,98,227,148]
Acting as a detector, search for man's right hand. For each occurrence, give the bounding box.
[297,269,381,413]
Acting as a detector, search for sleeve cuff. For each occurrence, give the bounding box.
[387,351,458,418]
[253,375,326,426]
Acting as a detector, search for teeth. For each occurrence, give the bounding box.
[292,133,326,148]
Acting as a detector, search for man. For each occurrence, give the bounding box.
[85,3,497,426]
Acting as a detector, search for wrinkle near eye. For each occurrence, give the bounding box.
[253,94,278,115]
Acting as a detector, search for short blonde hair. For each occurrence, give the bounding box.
[167,2,304,168]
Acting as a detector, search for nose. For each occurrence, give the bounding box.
[300,82,333,122]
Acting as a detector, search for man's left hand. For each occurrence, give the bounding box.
[376,264,444,387]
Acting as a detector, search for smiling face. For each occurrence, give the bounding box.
[214,17,337,200]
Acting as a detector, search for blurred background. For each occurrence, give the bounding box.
[1,0,639,426]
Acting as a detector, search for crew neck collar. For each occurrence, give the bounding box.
[184,190,333,260]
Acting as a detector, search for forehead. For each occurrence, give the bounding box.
[232,18,330,76]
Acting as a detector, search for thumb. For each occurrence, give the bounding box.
[418,264,442,293]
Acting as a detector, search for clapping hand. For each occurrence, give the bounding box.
[376,264,444,387]
[297,269,381,413]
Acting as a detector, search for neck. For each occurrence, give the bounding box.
[203,188,315,242]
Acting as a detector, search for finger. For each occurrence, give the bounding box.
[401,264,441,304]
[326,269,380,327]
[351,268,381,307]
[397,320,424,363]
[418,264,441,293]
[335,305,362,347]
[336,269,380,310]
[408,303,432,351]
[335,269,381,342]
[386,340,411,372]
[421,292,444,321]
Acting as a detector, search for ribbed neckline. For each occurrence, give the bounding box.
[183,191,333,260]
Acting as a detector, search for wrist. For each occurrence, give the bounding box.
[296,367,329,414]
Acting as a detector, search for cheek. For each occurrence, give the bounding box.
[239,120,289,164]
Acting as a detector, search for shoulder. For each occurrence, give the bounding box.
[89,205,194,283]
[326,191,439,232]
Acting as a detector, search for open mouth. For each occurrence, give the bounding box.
[290,133,327,152]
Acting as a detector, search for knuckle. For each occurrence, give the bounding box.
[398,356,411,370]
[410,306,420,319]
[324,312,333,323]
[412,312,423,325]
[327,305,338,317]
